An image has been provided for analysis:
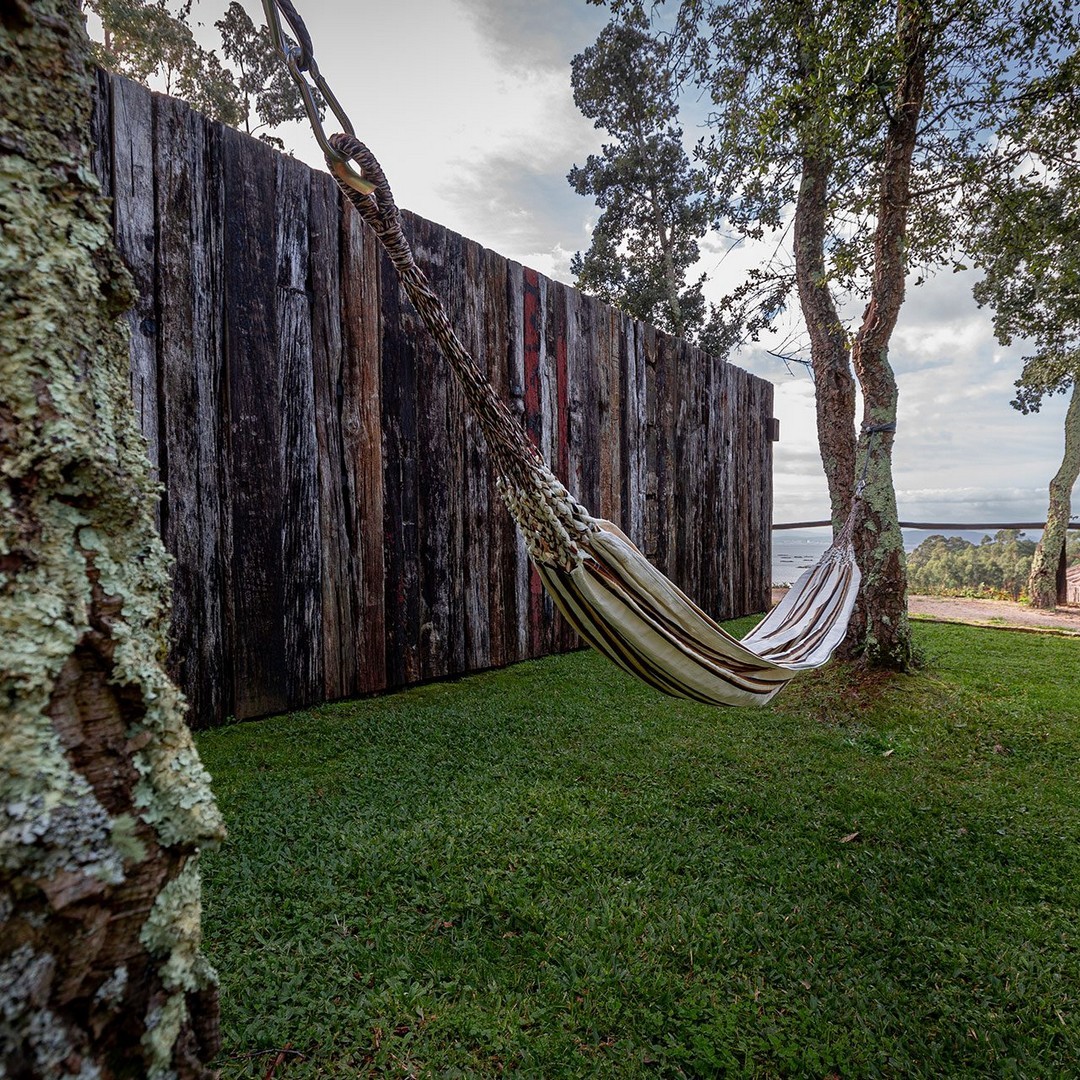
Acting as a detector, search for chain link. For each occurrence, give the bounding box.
[260,0,376,195]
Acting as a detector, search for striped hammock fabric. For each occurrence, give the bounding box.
[327,135,862,708]
[539,519,860,708]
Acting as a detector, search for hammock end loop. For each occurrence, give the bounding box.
[328,156,378,196]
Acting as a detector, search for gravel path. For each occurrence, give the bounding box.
[770,589,1080,636]
[907,594,1080,634]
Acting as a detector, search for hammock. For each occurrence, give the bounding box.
[325,135,862,708]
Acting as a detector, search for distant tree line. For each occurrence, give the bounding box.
[907,530,1080,601]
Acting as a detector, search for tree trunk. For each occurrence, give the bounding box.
[793,152,858,536]
[1027,379,1080,608]
[845,0,929,669]
[644,172,685,340]
[0,3,225,1076]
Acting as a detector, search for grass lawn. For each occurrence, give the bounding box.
[197,621,1079,1078]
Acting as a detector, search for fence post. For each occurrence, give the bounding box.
[1058,543,1068,606]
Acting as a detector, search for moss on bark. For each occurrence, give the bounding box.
[1,2,223,1075]
[1027,381,1080,608]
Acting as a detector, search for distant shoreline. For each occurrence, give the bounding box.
[771,525,1048,587]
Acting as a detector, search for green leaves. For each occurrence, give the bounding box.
[907,531,1040,600]
[88,0,315,144]
[215,1,318,145]
[662,0,1080,345]
[962,49,1080,413]
[88,0,244,127]
[568,14,712,342]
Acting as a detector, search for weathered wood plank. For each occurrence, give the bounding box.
[90,69,112,199]
[704,350,726,618]
[441,224,469,676]
[409,212,453,681]
[483,248,514,670]
[310,174,352,700]
[673,340,690,599]
[642,322,660,562]
[504,260,531,663]
[154,96,227,728]
[756,377,775,610]
[678,341,706,606]
[545,278,575,653]
[718,359,736,616]
[460,235,492,673]
[339,200,387,695]
[569,291,600,517]
[563,285,583,504]
[275,153,322,707]
[596,305,621,526]
[622,318,647,549]
[110,76,159,474]
[220,126,289,720]
[521,265,546,657]
[380,216,422,687]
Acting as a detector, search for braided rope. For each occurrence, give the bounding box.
[328,133,597,571]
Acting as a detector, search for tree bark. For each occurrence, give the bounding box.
[1027,380,1080,608]
[844,0,929,668]
[0,2,224,1076]
[793,152,858,536]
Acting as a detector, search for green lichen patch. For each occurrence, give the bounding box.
[139,856,209,994]
[142,991,188,1080]
[108,813,148,864]
[139,856,218,1077]
[2,1,222,1069]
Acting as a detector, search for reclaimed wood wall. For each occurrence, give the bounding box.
[91,74,775,728]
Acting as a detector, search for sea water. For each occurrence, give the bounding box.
[771,527,1030,585]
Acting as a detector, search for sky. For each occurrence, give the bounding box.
[123,0,1077,527]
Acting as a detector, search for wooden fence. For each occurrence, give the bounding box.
[90,73,776,727]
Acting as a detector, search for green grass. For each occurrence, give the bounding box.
[197,622,1080,1078]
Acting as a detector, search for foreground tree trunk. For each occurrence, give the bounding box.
[842,0,929,668]
[1027,380,1080,608]
[793,151,858,535]
[0,2,225,1075]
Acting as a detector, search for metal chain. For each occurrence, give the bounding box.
[260,0,376,195]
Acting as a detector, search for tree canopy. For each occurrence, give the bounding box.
[89,0,242,126]
[965,52,1080,414]
[88,0,316,146]
[677,0,1078,334]
[906,530,1040,600]
[568,11,711,342]
[574,0,1079,664]
[961,45,1080,606]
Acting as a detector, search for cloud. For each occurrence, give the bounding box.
[279,0,1077,531]
[438,140,597,280]
[723,254,1078,523]
[454,0,608,71]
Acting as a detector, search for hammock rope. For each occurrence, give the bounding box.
[260,0,866,707]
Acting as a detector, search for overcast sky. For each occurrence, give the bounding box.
[171,0,1076,525]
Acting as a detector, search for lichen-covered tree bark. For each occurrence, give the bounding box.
[0,2,225,1076]
[1027,381,1080,608]
[839,0,929,669]
[793,152,857,537]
